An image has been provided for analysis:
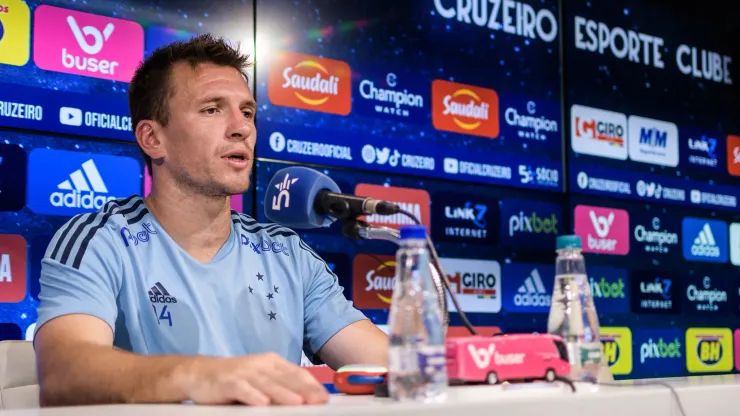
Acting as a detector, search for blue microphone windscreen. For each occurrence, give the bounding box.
[264,166,341,229]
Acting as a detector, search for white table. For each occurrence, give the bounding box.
[5,375,738,416]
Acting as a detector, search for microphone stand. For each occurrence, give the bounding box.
[342,219,450,336]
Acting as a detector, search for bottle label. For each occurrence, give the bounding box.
[417,345,447,380]
[390,344,446,381]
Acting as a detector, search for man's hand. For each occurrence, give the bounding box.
[180,352,330,406]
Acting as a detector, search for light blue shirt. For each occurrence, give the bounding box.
[35,195,366,364]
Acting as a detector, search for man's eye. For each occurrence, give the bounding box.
[203,108,219,115]
[243,110,254,119]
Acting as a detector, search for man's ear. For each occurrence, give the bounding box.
[135,120,166,161]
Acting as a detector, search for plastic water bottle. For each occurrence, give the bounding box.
[387,224,447,402]
[547,235,604,383]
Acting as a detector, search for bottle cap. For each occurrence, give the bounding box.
[399,224,427,240]
[556,235,582,250]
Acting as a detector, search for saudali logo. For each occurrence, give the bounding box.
[727,135,740,177]
[33,5,144,81]
[570,105,627,160]
[355,183,431,231]
[574,205,629,255]
[432,79,499,138]
[686,328,733,373]
[0,234,26,303]
[600,327,632,375]
[0,0,31,67]
[268,50,351,115]
[440,257,501,313]
[352,254,396,309]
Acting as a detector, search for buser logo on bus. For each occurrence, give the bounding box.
[268,50,351,115]
[432,80,499,138]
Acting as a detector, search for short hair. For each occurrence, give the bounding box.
[128,33,253,173]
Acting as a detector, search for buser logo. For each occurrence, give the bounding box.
[432,80,499,139]
[268,51,351,115]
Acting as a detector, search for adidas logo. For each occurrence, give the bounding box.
[513,268,551,307]
[50,159,118,209]
[691,223,721,258]
[149,282,177,304]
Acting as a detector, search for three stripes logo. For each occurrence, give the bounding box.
[149,282,177,304]
[514,268,551,307]
[691,224,719,258]
[683,218,727,263]
[50,159,117,210]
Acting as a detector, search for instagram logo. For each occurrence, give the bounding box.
[33,5,143,82]
[143,166,243,212]
[574,205,630,255]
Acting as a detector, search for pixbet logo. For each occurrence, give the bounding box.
[639,337,681,364]
[508,211,558,236]
[271,173,298,211]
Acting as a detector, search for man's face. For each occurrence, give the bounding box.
[159,62,256,196]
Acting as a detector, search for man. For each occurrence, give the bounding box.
[34,34,388,407]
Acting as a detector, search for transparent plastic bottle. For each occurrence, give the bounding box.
[387,224,447,402]
[547,235,604,383]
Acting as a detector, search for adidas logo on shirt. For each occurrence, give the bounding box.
[513,268,551,307]
[690,223,721,258]
[149,282,177,304]
[50,159,117,209]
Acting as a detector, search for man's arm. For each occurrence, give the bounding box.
[315,320,388,369]
[36,215,327,406]
[298,239,388,369]
[36,314,327,406]
[35,314,196,406]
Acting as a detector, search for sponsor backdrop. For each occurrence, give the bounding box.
[1,0,739,386]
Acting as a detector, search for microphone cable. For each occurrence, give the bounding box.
[397,208,478,336]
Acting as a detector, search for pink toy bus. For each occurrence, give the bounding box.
[446,333,571,385]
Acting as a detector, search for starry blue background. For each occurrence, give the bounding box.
[564,0,740,188]
[254,0,564,173]
[0,0,739,383]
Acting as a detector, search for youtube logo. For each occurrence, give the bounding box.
[59,106,82,126]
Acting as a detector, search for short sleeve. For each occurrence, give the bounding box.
[35,213,123,337]
[297,239,367,364]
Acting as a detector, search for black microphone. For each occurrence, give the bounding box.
[314,189,400,220]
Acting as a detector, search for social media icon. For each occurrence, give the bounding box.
[443,157,459,174]
[59,107,83,126]
[577,171,588,189]
[269,132,286,153]
[0,0,31,66]
[690,190,701,204]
